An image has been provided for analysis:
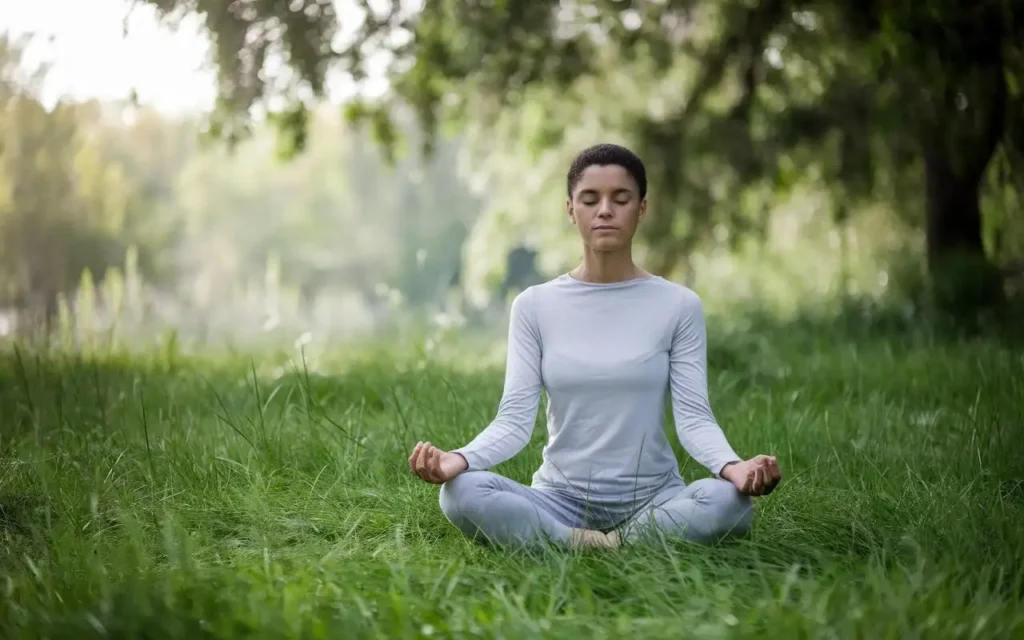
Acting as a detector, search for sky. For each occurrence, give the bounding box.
[1,0,217,113]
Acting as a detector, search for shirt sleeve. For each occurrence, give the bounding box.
[452,287,543,470]
[668,292,742,477]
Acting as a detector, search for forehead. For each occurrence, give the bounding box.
[574,164,637,194]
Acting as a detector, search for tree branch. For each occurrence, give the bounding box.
[639,0,788,257]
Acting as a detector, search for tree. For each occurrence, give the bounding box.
[0,35,164,324]
[137,0,1024,312]
[165,105,478,311]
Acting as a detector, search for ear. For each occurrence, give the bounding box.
[638,196,648,223]
[566,198,576,225]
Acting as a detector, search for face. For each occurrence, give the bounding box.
[567,164,646,252]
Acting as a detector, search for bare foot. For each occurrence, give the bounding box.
[568,528,620,549]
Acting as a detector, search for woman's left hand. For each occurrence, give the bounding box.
[721,455,781,496]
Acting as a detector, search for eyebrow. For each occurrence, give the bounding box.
[577,187,633,197]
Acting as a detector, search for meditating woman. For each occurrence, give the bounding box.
[407,143,781,549]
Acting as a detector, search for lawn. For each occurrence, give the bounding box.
[1,322,1023,638]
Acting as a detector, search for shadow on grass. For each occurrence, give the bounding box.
[0,494,44,536]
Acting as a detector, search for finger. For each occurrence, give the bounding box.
[427,447,447,484]
[426,446,443,482]
[431,448,448,484]
[421,442,437,473]
[425,443,443,478]
[751,465,765,495]
[742,468,754,494]
[414,442,432,475]
[769,457,781,484]
[408,442,423,471]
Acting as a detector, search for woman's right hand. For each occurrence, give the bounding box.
[408,442,468,484]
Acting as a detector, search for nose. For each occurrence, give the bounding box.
[597,198,614,218]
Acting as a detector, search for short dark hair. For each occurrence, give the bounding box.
[566,143,647,200]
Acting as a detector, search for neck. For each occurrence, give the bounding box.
[574,247,641,283]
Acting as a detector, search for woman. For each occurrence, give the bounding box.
[408,143,781,549]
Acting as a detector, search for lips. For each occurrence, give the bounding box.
[593,226,617,231]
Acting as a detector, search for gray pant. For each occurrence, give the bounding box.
[439,470,754,548]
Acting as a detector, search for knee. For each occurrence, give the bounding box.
[438,471,491,523]
[693,478,755,540]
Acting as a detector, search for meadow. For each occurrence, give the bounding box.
[1,312,1023,639]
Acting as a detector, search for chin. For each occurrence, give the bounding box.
[588,238,627,252]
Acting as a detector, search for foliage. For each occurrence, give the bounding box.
[171,107,480,310]
[135,0,1024,315]
[0,36,167,320]
[138,0,412,149]
[7,1,1024,338]
[0,29,481,334]
[1,322,1023,637]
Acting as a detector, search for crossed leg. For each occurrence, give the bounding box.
[438,471,590,547]
[618,477,754,545]
[439,471,754,548]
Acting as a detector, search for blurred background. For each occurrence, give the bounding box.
[1,0,1021,354]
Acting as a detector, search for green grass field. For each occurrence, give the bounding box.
[2,322,1023,638]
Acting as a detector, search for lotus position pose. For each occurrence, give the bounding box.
[408,144,781,549]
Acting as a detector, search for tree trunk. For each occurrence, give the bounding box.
[924,160,984,264]
[919,45,1007,316]
[923,152,1002,313]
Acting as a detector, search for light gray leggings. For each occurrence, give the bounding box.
[439,471,754,548]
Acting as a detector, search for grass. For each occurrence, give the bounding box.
[1,320,1023,639]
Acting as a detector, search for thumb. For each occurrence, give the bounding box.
[427,447,444,481]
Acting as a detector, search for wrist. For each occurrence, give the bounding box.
[447,452,470,473]
[719,460,742,482]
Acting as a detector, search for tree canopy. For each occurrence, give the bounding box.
[0,35,169,323]
[0,31,481,340]
[136,0,1023,313]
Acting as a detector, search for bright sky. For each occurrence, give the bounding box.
[1,0,404,116]
[1,0,216,113]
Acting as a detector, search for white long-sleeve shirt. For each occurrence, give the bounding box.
[453,273,741,503]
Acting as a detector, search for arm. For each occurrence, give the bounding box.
[452,287,543,471]
[668,292,742,478]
